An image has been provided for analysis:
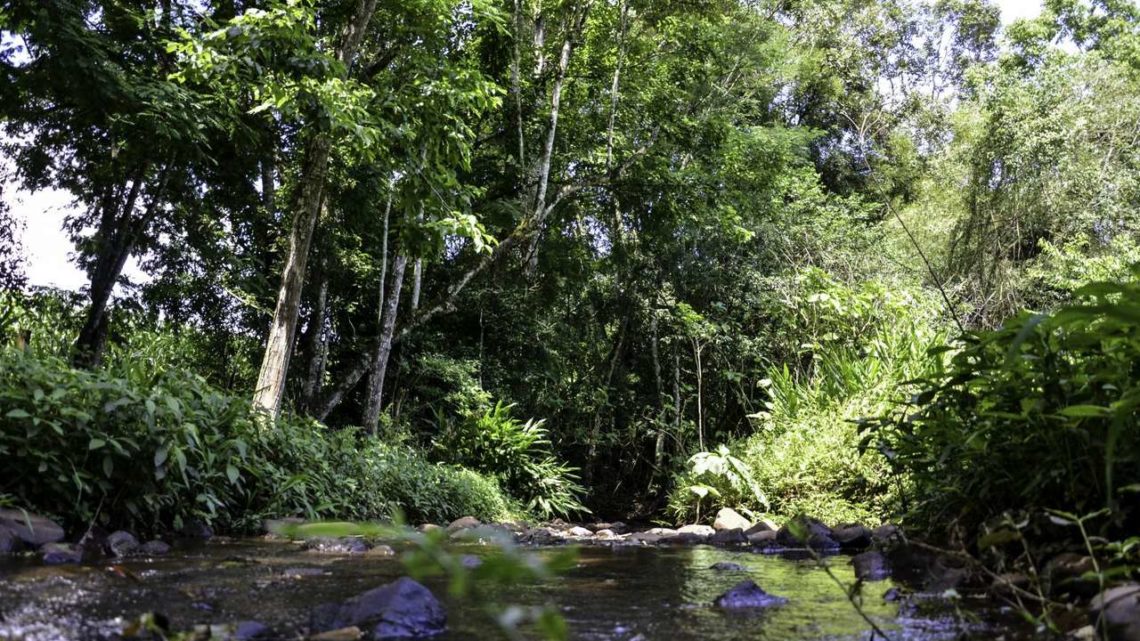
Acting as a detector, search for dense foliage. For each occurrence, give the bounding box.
[1,1,1138,590]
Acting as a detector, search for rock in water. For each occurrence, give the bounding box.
[713,508,751,532]
[106,530,140,557]
[832,525,872,550]
[775,517,838,551]
[0,509,65,546]
[1090,583,1140,641]
[851,551,891,581]
[0,527,20,556]
[709,561,748,572]
[714,580,788,609]
[41,542,84,565]
[446,516,481,533]
[709,528,748,546]
[319,577,446,639]
[140,540,172,556]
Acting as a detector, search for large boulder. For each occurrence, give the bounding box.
[712,508,751,532]
[1090,584,1140,641]
[0,527,21,556]
[713,580,788,609]
[0,509,65,546]
[315,577,446,639]
[139,540,172,556]
[744,520,778,535]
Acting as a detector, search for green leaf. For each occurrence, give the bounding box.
[88,438,106,450]
[1059,405,1112,418]
[5,409,31,419]
[226,464,240,485]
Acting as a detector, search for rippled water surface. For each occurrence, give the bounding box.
[0,539,1036,640]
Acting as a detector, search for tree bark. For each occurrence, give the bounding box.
[299,251,329,411]
[73,164,170,368]
[362,253,408,433]
[252,0,380,418]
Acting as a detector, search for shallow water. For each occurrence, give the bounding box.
[0,539,1037,641]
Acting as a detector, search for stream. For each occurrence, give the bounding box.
[0,539,1041,641]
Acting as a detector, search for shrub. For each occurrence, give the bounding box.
[0,348,515,535]
[667,269,945,525]
[433,402,588,519]
[863,267,1140,541]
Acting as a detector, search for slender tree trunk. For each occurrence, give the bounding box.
[584,314,627,487]
[362,253,409,433]
[74,164,170,368]
[252,0,380,418]
[651,311,667,483]
[410,259,422,310]
[511,0,526,168]
[525,2,591,277]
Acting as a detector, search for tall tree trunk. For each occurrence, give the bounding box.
[299,251,329,412]
[252,0,380,418]
[362,253,409,433]
[524,2,591,277]
[410,259,423,310]
[650,311,668,486]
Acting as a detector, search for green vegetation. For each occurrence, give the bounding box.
[2,1,1139,625]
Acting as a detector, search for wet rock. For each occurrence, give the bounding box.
[566,526,594,538]
[710,561,748,572]
[367,545,396,557]
[747,530,778,548]
[744,520,778,536]
[41,542,84,565]
[180,519,214,540]
[452,524,513,544]
[520,527,558,545]
[446,516,481,533]
[628,531,666,544]
[315,576,446,639]
[713,508,751,532]
[139,540,172,556]
[678,524,715,538]
[459,555,482,569]
[594,529,619,539]
[303,537,369,554]
[588,521,629,534]
[713,580,788,609]
[709,528,748,547]
[0,508,65,546]
[1090,583,1140,641]
[106,530,140,557]
[775,517,838,551]
[871,524,903,545]
[0,527,20,556]
[417,524,442,533]
[851,551,891,581]
[832,525,872,551]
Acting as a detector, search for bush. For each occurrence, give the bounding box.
[433,402,588,519]
[0,348,516,535]
[667,269,945,525]
[863,268,1140,541]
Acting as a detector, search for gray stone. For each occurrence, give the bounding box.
[744,520,778,535]
[851,551,891,581]
[566,526,594,537]
[776,517,838,551]
[747,529,778,547]
[367,545,396,557]
[628,532,666,544]
[709,528,748,547]
[106,530,140,557]
[710,561,748,572]
[713,580,788,609]
[589,521,629,534]
[317,576,446,639]
[459,555,482,569]
[832,525,872,550]
[0,509,65,546]
[139,540,172,556]
[417,524,442,533]
[41,542,83,565]
[594,529,618,539]
[1090,583,1140,641]
[712,508,751,532]
[871,524,903,545]
[678,524,715,537]
[446,516,481,533]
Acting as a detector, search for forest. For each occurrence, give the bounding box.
[0,0,1139,640]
